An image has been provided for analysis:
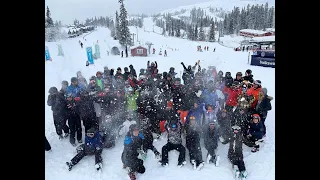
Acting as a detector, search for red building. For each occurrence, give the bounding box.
[131,46,147,57]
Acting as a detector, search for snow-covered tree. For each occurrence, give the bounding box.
[208,21,215,42]
[198,20,206,41]
[115,11,120,40]
[119,0,132,46]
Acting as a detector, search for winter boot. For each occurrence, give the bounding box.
[177,160,186,167]
[154,151,161,159]
[158,160,168,167]
[64,133,69,138]
[59,135,64,140]
[251,144,260,153]
[128,172,136,180]
[241,170,248,179]
[70,138,76,147]
[196,161,205,170]
[95,163,102,171]
[191,159,196,169]
[66,162,74,171]
[214,155,220,166]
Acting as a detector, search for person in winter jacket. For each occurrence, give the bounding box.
[121,124,145,180]
[119,112,138,137]
[60,80,69,94]
[76,71,88,88]
[216,108,231,144]
[224,72,234,88]
[66,127,103,171]
[200,81,220,110]
[139,69,145,77]
[246,80,262,109]
[47,87,69,139]
[228,125,248,179]
[125,87,139,114]
[185,102,203,126]
[255,88,272,135]
[168,67,177,78]
[247,114,264,152]
[186,118,204,169]
[140,117,161,159]
[45,136,52,151]
[204,121,220,165]
[66,77,86,98]
[159,120,186,167]
[147,61,158,77]
[129,64,137,78]
[203,104,219,129]
[123,67,131,81]
[95,71,105,90]
[223,81,242,112]
[243,69,254,83]
[234,72,244,83]
[65,93,82,146]
[78,90,98,133]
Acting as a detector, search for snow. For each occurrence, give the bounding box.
[45,16,275,180]
[265,28,275,32]
[250,36,275,42]
[239,29,267,35]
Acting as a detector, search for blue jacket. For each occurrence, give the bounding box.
[122,132,145,167]
[66,84,85,97]
[185,104,204,125]
[85,132,103,152]
[201,89,219,106]
[249,121,264,139]
[124,132,145,145]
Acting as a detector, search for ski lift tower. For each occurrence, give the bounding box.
[145,41,154,54]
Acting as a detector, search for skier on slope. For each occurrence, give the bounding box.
[66,127,103,171]
[121,124,146,180]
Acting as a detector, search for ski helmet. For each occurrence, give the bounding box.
[225,72,231,78]
[245,69,252,75]
[236,72,242,77]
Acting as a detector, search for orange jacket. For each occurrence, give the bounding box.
[246,86,262,108]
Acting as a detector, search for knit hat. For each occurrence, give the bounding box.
[261,88,268,95]
[87,127,96,134]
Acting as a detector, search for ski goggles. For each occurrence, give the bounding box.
[86,133,95,137]
[232,126,241,131]
[189,116,196,120]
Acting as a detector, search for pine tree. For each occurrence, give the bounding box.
[175,20,181,37]
[208,21,215,42]
[194,24,198,41]
[110,20,116,38]
[46,6,54,28]
[115,11,120,40]
[119,0,132,46]
[198,20,205,41]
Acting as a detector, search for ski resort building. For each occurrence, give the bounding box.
[131,46,147,57]
[239,29,273,37]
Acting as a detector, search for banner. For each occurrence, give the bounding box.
[45,46,52,61]
[94,44,101,59]
[57,44,64,56]
[255,50,275,58]
[250,55,275,68]
[86,47,94,64]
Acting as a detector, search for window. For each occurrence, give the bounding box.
[137,49,143,55]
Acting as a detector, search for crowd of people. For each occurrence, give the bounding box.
[46,60,272,180]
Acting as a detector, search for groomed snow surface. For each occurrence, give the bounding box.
[45,17,275,180]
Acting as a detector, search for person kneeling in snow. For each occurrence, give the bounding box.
[228,125,248,179]
[121,124,145,180]
[159,119,186,167]
[186,117,205,170]
[140,118,161,159]
[66,127,103,171]
[246,114,264,152]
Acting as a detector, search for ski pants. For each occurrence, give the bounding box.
[232,159,246,172]
[53,114,69,136]
[45,136,51,151]
[121,153,145,174]
[71,144,102,166]
[161,142,186,164]
[149,118,161,135]
[261,117,266,135]
[143,132,160,155]
[187,145,203,165]
[68,113,82,142]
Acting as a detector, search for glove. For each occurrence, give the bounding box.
[181,62,184,65]
[67,104,73,109]
[96,147,101,151]
[74,97,80,101]
[148,61,150,63]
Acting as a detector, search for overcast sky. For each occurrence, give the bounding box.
[45,0,274,24]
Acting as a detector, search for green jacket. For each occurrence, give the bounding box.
[125,91,139,111]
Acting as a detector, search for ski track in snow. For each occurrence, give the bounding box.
[45,17,275,180]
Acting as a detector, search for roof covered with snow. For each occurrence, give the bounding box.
[250,36,275,42]
[131,45,147,49]
[265,28,275,32]
[240,29,266,35]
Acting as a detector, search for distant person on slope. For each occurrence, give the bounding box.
[66,127,103,171]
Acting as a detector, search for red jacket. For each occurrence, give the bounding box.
[223,86,242,106]
[246,86,262,108]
